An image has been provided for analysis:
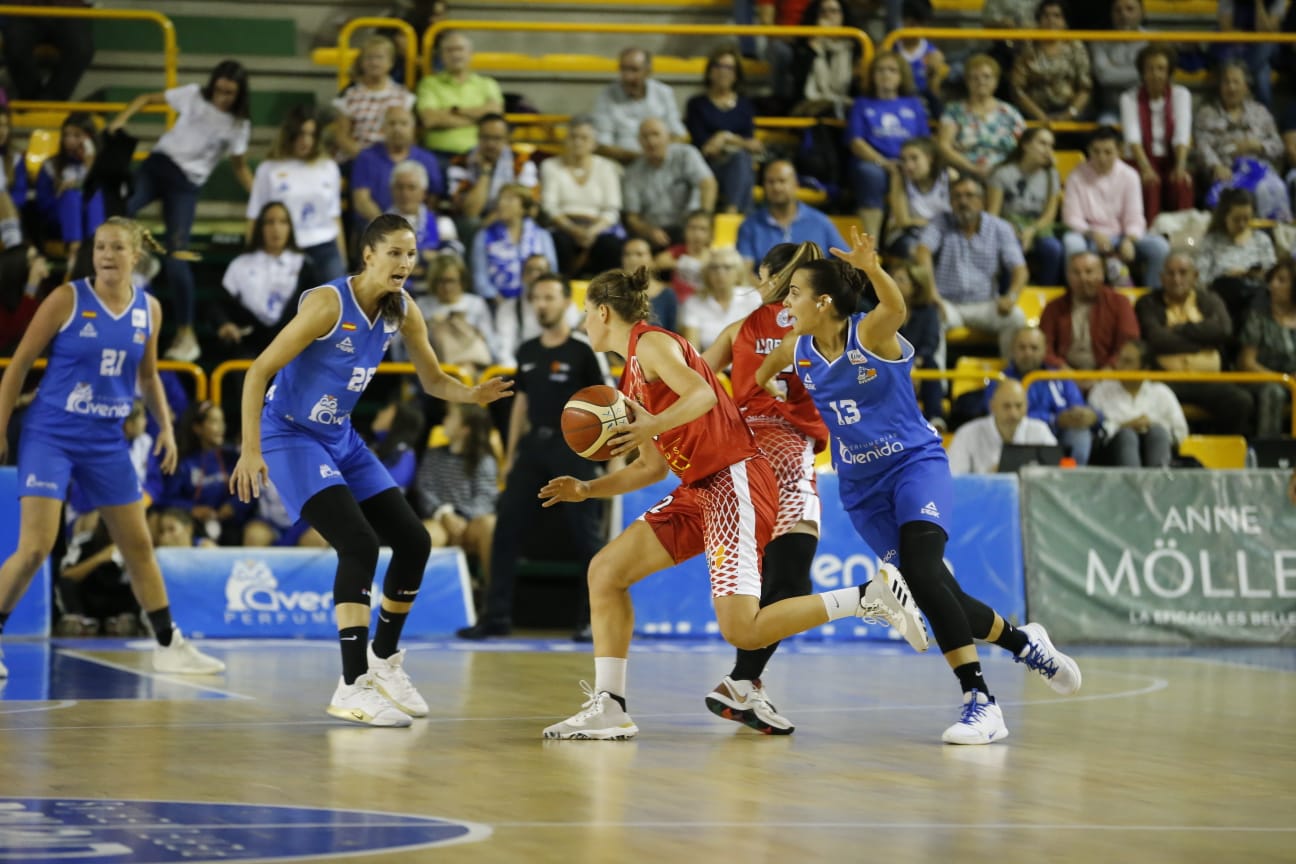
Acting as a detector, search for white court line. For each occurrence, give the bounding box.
[57,649,254,700]
[489,821,1296,832]
[0,700,78,715]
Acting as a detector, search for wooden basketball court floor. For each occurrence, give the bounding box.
[0,636,1293,864]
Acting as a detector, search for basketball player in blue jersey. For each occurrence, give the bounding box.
[230,214,512,727]
[0,217,225,678]
[757,226,1082,744]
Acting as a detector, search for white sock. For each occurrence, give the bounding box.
[0,218,20,249]
[594,657,627,699]
[821,585,862,621]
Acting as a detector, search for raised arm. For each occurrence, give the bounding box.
[831,226,904,357]
[402,306,513,403]
[108,91,167,133]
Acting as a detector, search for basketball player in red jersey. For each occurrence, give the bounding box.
[697,241,827,734]
[539,266,926,740]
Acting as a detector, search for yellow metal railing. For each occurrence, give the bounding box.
[422,21,874,81]
[332,17,420,93]
[880,26,1296,54]
[0,5,178,127]
[210,360,470,405]
[1020,369,1296,436]
[0,358,207,400]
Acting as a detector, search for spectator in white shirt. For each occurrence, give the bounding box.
[1087,338,1187,466]
[246,105,346,283]
[948,379,1057,474]
[592,47,688,165]
[680,246,763,350]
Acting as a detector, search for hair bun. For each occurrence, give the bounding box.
[629,267,652,293]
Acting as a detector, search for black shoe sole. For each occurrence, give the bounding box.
[704,696,795,736]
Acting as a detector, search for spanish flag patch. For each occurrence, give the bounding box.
[341,322,357,331]
[797,359,812,367]
[81,310,97,318]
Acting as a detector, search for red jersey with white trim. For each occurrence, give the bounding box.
[731,301,830,452]
[620,321,757,485]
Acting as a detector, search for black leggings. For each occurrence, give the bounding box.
[300,486,431,608]
[898,521,1000,654]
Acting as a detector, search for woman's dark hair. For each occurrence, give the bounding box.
[453,403,496,475]
[795,258,869,318]
[1135,43,1178,78]
[761,241,822,302]
[1002,127,1057,200]
[1034,0,1066,23]
[375,401,425,464]
[359,213,416,325]
[249,201,300,252]
[703,44,745,92]
[269,103,321,161]
[1266,255,1296,287]
[203,59,251,120]
[587,267,653,323]
[1208,187,1255,236]
[899,135,943,180]
[1088,124,1123,149]
[52,111,97,180]
[176,400,220,459]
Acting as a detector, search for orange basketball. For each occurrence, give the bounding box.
[562,385,634,461]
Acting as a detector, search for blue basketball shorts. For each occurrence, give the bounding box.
[261,413,397,523]
[17,425,141,509]
[838,451,952,567]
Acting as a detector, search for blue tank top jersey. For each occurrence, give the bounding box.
[26,278,151,442]
[264,277,402,441]
[794,313,944,479]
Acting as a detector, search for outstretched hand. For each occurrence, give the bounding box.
[474,376,514,405]
[539,475,591,508]
[829,224,881,272]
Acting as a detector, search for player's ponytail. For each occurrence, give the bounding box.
[587,266,652,323]
[796,258,868,318]
[760,240,822,303]
[98,216,165,270]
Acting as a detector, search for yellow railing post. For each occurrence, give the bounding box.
[337,18,420,93]
[0,357,207,402]
[880,26,1296,55]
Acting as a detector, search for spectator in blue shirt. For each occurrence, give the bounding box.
[23,112,103,266]
[351,105,443,227]
[985,326,1100,464]
[736,160,846,275]
[685,45,763,213]
[847,51,928,239]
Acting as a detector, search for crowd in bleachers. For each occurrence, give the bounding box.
[1,0,1296,635]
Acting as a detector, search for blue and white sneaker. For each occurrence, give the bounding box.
[1015,622,1081,695]
[941,689,1009,745]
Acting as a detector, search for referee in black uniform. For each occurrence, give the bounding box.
[458,273,608,638]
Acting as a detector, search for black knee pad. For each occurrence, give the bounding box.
[759,532,817,606]
[897,520,952,607]
[302,487,381,606]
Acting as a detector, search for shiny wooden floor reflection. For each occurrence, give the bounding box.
[1,638,1293,863]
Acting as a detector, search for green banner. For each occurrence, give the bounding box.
[1021,468,1296,645]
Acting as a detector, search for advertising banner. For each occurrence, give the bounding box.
[623,471,1025,641]
[1021,468,1296,644]
[0,468,51,637]
[156,547,474,639]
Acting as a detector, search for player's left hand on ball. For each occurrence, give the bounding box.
[607,400,654,457]
[474,376,514,404]
[155,427,179,475]
[539,475,590,507]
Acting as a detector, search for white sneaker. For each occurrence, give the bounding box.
[941,690,1009,745]
[367,645,428,717]
[327,674,412,727]
[152,628,225,675]
[542,681,638,740]
[705,676,794,735]
[859,564,930,652]
[1015,622,1082,695]
[164,331,201,363]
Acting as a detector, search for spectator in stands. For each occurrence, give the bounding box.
[847,50,929,240]
[1236,257,1296,437]
[421,253,498,376]
[0,103,21,250]
[789,0,858,118]
[387,159,463,282]
[240,480,315,548]
[756,0,814,107]
[2,0,94,102]
[1088,338,1187,467]
[1195,188,1277,329]
[681,246,762,350]
[888,136,952,259]
[162,401,251,547]
[1120,44,1193,224]
[1194,61,1286,218]
[331,35,416,162]
[1038,250,1140,377]
[1217,0,1283,108]
[736,160,845,271]
[457,273,608,639]
[1011,1,1092,123]
[471,183,558,302]
[623,237,680,334]
[623,119,717,252]
[351,106,443,227]
[982,0,1037,30]
[447,113,537,231]
[24,112,103,266]
[111,60,253,364]
[382,0,447,85]
[1062,125,1171,289]
[988,127,1065,286]
[1285,102,1296,208]
[370,400,424,495]
[592,48,687,165]
[1136,252,1254,435]
[58,511,135,637]
[416,31,504,160]
[541,116,624,277]
[246,105,346,283]
[416,402,499,578]
[895,0,946,116]
[937,54,1025,181]
[917,174,1028,359]
[214,202,315,359]
[660,210,712,302]
[685,45,762,214]
[948,379,1057,475]
[496,252,584,366]
[891,259,946,425]
[987,326,1099,465]
[1090,0,1147,124]
[153,507,215,549]
[0,251,48,356]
